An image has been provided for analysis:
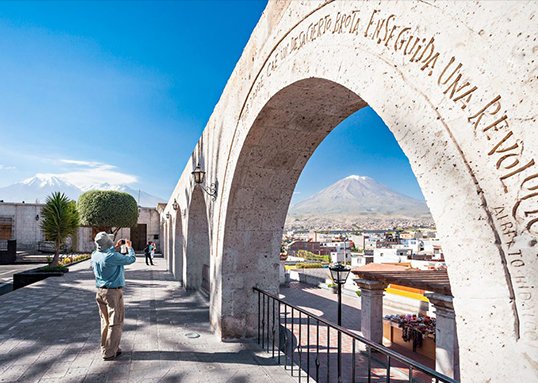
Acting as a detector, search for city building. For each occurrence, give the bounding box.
[0,201,160,252]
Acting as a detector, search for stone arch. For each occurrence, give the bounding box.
[217,73,531,381]
[172,208,184,283]
[185,187,210,290]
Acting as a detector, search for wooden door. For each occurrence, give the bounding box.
[0,217,13,240]
[130,224,147,251]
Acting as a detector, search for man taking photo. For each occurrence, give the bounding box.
[91,232,136,360]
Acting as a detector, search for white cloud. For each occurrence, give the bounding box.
[0,165,16,170]
[37,159,137,188]
[59,159,103,167]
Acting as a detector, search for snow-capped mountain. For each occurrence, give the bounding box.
[0,175,164,207]
[0,176,82,203]
[288,175,431,219]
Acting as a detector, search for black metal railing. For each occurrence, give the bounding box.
[254,287,458,383]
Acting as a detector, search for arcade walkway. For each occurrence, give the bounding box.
[0,258,296,383]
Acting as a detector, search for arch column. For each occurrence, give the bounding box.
[355,279,388,345]
[426,293,460,380]
[167,217,173,271]
[185,187,210,290]
[172,210,184,284]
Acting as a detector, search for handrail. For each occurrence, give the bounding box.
[253,286,458,383]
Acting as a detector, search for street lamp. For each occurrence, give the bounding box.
[329,261,351,382]
[191,163,217,199]
[329,262,351,325]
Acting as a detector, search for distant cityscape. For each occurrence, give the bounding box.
[282,227,443,267]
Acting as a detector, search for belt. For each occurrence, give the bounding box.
[98,286,123,289]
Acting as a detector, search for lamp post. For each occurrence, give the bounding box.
[329,262,351,382]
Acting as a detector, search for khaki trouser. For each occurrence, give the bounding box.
[96,288,124,358]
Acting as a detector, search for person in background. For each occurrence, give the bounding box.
[150,242,156,263]
[91,232,136,360]
[144,241,154,266]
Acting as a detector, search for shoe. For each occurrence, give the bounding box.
[103,349,122,360]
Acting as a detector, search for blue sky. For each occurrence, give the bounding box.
[0,0,425,202]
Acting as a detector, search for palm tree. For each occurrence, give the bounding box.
[41,192,80,267]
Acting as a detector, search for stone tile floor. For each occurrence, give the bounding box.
[0,258,296,383]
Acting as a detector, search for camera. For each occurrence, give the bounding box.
[120,239,127,254]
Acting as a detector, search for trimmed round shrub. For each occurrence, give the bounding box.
[77,190,138,231]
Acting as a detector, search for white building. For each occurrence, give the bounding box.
[373,247,412,264]
[351,253,374,267]
[0,201,160,253]
[0,202,44,250]
[321,240,352,263]
[400,238,424,254]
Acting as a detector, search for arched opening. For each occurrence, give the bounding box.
[167,218,173,271]
[185,187,210,291]
[219,78,366,337]
[172,209,184,283]
[217,75,511,378]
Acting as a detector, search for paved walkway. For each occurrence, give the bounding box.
[0,258,296,383]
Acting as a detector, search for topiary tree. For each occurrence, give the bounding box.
[77,190,139,238]
[41,192,80,267]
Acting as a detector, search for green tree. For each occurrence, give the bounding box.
[41,192,80,267]
[77,190,139,238]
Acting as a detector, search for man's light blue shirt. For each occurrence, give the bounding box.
[91,247,136,288]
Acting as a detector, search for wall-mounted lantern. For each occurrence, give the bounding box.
[172,199,179,211]
[35,214,40,221]
[166,212,171,220]
[191,163,217,199]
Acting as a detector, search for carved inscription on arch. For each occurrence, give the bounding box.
[243,4,536,341]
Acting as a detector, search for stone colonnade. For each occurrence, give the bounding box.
[159,1,537,381]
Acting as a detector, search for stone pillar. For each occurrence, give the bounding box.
[279,260,286,286]
[355,279,387,344]
[425,293,460,381]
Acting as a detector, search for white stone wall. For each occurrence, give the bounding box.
[77,207,161,253]
[161,1,538,380]
[0,203,44,250]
